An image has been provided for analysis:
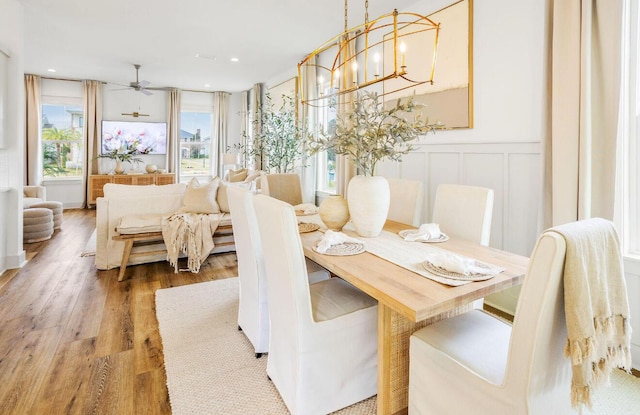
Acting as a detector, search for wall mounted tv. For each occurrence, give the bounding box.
[101,120,167,155]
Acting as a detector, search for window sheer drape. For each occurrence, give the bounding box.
[547,0,624,226]
[335,33,357,197]
[213,91,230,178]
[166,88,181,182]
[82,80,102,207]
[300,56,318,203]
[250,83,264,171]
[24,74,42,186]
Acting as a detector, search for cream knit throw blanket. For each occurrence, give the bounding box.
[550,218,632,411]
[161,212,221,273]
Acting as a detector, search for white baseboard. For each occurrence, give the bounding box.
[5,250,26,269]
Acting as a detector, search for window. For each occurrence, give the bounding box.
[41,103,84,179]
[315,89,338,192]
[180,111,213,178]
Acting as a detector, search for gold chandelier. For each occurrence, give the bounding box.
[298,0,441,107]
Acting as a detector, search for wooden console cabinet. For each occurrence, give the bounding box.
[88,173,176,207]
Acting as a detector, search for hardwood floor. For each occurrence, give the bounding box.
[0,208,238,414]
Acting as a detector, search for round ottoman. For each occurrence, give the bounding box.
[23,208,54,243]
[30,201,63,229]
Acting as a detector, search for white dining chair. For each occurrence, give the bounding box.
[408,227,574,414]
[259,173,303,206]
[431,183,494,246]
[253,194,378,415]
[387,178,424,227]
[226,185,329,358]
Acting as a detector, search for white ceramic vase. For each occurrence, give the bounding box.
[114,159,125,174]
[319,194,350,231]
[346,175,390,237]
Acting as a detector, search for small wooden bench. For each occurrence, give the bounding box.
[112,223,234,281]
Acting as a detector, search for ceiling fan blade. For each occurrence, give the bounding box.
[138,80,150,88]
[147,86,173,91]
[140,88,153,96]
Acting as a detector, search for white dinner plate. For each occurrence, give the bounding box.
[421,260,495,281]
[398,229,449,243]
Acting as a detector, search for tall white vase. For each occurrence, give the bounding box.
[347,175,390,237]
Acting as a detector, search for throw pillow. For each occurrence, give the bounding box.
[228,168,249,182]
[217,179,230,213]
[180,177,220,214]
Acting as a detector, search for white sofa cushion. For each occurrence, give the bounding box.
[103,182,186,199]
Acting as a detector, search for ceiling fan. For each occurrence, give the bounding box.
[112,64,170,95]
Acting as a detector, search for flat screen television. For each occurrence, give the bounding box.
[101,120,167,155]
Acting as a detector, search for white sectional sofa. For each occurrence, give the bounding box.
[95,182,236,271]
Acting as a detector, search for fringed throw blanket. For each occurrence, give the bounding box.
[161,212,221,273]
[551,218,632,411]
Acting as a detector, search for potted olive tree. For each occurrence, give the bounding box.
[309,90,441,237]
[237,93,310,174]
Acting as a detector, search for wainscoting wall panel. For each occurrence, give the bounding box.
[378,141,542,315]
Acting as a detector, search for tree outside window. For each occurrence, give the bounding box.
[41,104,83,178]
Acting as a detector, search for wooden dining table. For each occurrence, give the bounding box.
[299,219,529,415]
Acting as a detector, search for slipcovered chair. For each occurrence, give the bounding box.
[387,178,424,226]
[408,228,573,414]
[431,183,494,246]
[23,185,46,208]
[259,173,303,206]
[227,186,329,358]
[253,194,378,415]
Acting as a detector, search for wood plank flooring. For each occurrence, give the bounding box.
[0,208,238,414]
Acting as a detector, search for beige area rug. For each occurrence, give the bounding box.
[156,278,376,415]
[156,278,640,415]
[80,229,97,257]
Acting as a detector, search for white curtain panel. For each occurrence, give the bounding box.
[240,90,249,168]
[336,33,357,197]
[166,88,181,181]
[300,56,318,204]
[250,83,264,171]
[24,74,42,186]
[82,79,102,207]
[548,0,624,226]
[213,91,230,178]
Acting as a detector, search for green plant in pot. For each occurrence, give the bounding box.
[309,90,441,237]
[237,93,310,174]
[96,149,143,174]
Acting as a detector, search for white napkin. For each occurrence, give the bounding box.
[316,230,363,254]
[403,223,442,242]
[294,203,318,214]
[424,252,488,276]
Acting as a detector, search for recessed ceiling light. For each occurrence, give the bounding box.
[230,57,239,63]
[47,68,56,72]
[204,84,211,88]
[196,53,216,61]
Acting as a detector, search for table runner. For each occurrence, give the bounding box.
[300,215,504,286]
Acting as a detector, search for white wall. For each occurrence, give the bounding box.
[0,0,26,274]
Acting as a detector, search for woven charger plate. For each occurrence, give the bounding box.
[398,229,449,243]
[312,241,365,256]
[298,222,320,233]
[421,260,495,281]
